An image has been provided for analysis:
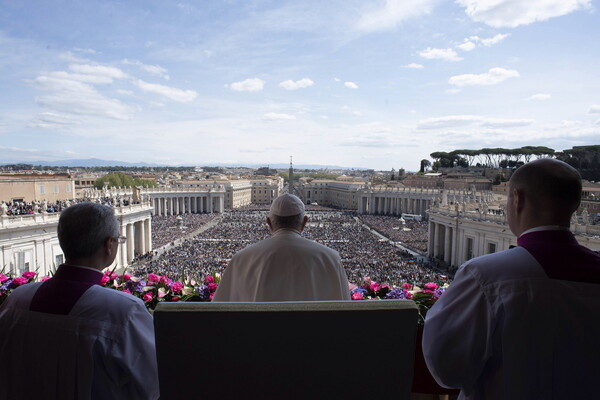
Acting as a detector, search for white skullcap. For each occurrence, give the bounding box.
[269,193,305,217]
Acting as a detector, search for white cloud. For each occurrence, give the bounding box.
[352,111,363,117]
[480,33,509,46]
[448,67,519,86]
[227,78,265,92]
[278,78,314,90]
[48,71,114,84]
[132,79,197,103]
[117,89,134,96]
[588,104,600,114]
[33,75,137,120]
[419,47,462,62]
[456,0,592,28]
[479,118,535,128]
[403,63,424,69]
[416,115,534,129]
[526,93,552,101]
[344,81,359,89]
[457,40,477,51]
[356,0,436,32]
[457,34,509,51]
[263,112,296,120]
[123,59,170,80]
[69,64,128,79]
[334,77,341,82]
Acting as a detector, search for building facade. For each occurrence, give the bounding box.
[0,174,75,203]
[0,202,152,275]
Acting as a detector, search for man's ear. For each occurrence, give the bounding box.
[299,215,309,232]
[513,188,525,214]
[104,237,114,256]
[266,216,273,231]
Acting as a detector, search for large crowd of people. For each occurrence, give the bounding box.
[151,213,219,249]
[359,214,429,253]
[131,207,451,288]
[0,197,120,216]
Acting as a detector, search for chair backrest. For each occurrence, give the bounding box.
[154,300,418,400]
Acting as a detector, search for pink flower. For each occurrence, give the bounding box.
[171,296,180,302]
[209,292,215,300]
[22,271,36,280]
[143,292,154,302]
[402,283,412,290]
[41,276,52,282]
[12,277,29,286]
[110,273,118,280]
[351,292,364,300]
[100,275,110,285]
[147,273,160,284]
[424,282,439,291]
[205,275,214,284]
[170,282,184,294]
[207,283,218,292]
[122,289,132,294]
[405,291,413,300]
[0,274,8,283]
[122,274,132,282]
[381,284,390,290]
[160,276,172,285]
[370,282,381,292]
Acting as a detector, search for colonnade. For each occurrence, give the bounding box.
[358,193,434,217]
[150,194,224,216]
[118,216,152,266]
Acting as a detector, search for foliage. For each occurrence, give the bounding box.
[94,172,158,189]
[555,145,600,181]
[278,171,339,183]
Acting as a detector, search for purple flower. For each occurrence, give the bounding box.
[196,285,210,301]
[385,287,408,300]
[124,280,146,293]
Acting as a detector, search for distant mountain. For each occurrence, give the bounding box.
[1,158,368,170]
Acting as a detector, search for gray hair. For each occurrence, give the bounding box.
[58,202,119,260]
[269,213,305,231]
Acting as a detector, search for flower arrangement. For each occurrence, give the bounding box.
[1,270,447,318]
[98,269,221,310]
[0,271,41,306]
[350,277,447,324]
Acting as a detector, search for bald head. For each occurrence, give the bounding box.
[507,159,581,234]
[509,159,581,213]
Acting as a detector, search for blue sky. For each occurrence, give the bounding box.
[0,0,598,170]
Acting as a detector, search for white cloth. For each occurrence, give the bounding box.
[214,229,351,301]
[422,246,600,399]
[0,282,159,400]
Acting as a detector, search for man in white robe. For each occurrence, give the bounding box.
[422,159,600,399]
[213,193,350,301]
[0,202,159,400]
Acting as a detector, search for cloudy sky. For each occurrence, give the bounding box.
[0,0,598,170]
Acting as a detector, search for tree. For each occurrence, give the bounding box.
[94,172,157,189]
[419,159,431,173]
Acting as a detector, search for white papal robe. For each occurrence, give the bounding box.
[213,228,351,301]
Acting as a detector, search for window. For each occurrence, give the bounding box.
[55,254,64,266]
[488,243,497,254]
[54,184,59,193]
[39,185,45,194]
[66,183,71,192]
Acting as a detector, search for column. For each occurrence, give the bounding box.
[126,223,134,264]
[428,221,435,258]
[119,224,127,267]
[175,197,180,215]
[433,222,441,259]
[444,226,452,264]
[451,227,458,267]
[138,219,146,255]
[218,196,224,212]
[208,195,213,213]
[144,218,152,253]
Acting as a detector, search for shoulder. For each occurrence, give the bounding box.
[75,286,151,322]
[1,282,43,308]
[459,246,544,285]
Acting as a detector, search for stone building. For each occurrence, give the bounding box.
[0,173,75,203]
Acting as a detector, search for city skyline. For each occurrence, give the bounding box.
[0,0,599,171]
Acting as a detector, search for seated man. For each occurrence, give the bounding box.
[423,159,600,399]
[214,193,350,301]
[0,202,159,400]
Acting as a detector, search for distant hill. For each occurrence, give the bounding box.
[1,158,367,170]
